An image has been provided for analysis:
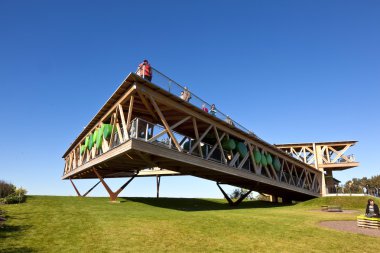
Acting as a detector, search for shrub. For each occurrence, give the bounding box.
[0,186,27,204]
[0,180,16,198]
[230,188,255,200]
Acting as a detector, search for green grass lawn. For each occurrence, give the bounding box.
[1,196,379,252]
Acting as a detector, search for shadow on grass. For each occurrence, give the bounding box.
[123,197,291,211]
[0,247,35,253]
[0,224,32,239]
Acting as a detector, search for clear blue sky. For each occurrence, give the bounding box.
[1,0,379,198]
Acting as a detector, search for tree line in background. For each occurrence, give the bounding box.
[0,180,27,204]
[340,174,380,196]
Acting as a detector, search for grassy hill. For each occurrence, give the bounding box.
[1,196,379,252]
[297,196,380,209]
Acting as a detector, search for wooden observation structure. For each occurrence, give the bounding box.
[276,141,359,195]
[62,69,358,204]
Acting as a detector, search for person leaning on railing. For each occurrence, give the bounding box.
[136,59,152,81]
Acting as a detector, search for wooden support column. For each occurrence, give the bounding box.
[93,168,136,201]
[156,175,161,198]
[314,143,326,196]
[269,195,278,203]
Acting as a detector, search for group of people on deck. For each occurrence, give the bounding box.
[136,59,234,125]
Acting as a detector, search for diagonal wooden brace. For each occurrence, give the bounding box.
[93,168,136,201]
[83,181,101,197]
[69,178,101,197]
[69,178,82,197]
[216,183,252,207]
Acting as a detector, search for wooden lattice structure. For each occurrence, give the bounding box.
[276,141,359,195]
[62,73,323,203]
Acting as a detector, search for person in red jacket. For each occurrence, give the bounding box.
[136,59,152,81]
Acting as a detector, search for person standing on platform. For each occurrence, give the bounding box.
[209,104,216,116]
[180,87,191,102]
[225,115,235,126]
[136,59,152,81]
[202,103,208,113]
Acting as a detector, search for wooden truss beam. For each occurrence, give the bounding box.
[149,96,182,151]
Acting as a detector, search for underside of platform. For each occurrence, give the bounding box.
[64,138,319,200]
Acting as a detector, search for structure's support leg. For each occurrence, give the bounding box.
[93,168,136,201]
[216,183,252,207]
[69,178,101,197]
[234,190,253,206]
[69,178,82,197]
[269,195,278,203]
[156,175,161,198]
[83,181,101,197]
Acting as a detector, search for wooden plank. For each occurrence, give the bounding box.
[205,132,225,160]
[115,122,123,144]
[189,125,212,155]
[229,152,240,167]
[126,95,135,131]
[148,116,191,143]
[136,89,158,121]
[268,164,279,181]
[192,117,203,158]
[213,126,227,164]
[330,145,350,163]
[237,144,250,169]
[108,112,117,148]
[118,104,128,141]
[149,96,182,152]
[247,143,259,174]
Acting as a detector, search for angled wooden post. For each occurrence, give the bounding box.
[69,178,101,197]
[216,183,252,207]
[83,181,101,197]
[70,178,82,197]
[149,95,182,151]
[93,168,136,201]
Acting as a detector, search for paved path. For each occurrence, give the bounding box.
[320,220,380,237]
